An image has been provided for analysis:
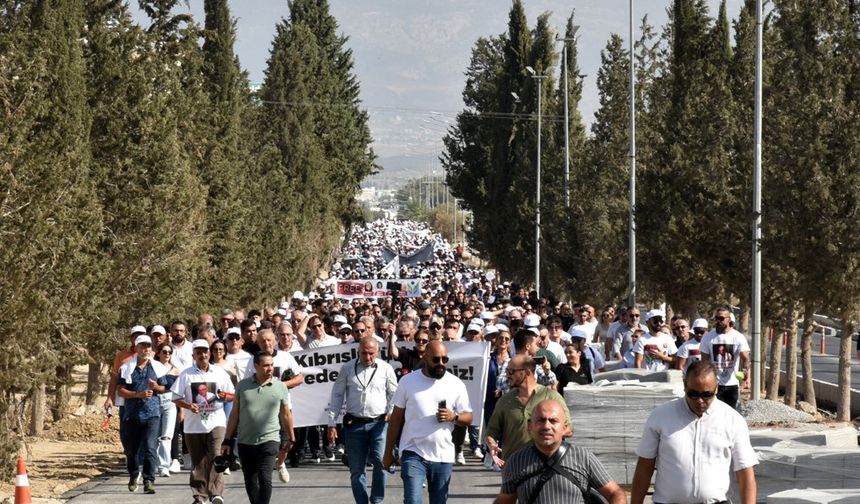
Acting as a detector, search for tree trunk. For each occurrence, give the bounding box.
[836,317,854,422]
[85,362,101,406]
[51,364,72,421]
[766,325,783,400]
[29,385,46,436]
[800,304,817,408]
[784,306,799,408]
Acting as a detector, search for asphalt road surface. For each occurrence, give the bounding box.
[63,457,504,504]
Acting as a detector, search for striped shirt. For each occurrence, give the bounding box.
[500,444,612,504]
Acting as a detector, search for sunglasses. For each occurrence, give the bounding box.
[431,356,450,364]
[686,389,717,400]
[160,349,172,355]
[629,314,640,318]
[714,316,727,322]
[415,339,430,344]
[310,324,323,329]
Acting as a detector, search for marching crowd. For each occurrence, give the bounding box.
[106,220,758,504]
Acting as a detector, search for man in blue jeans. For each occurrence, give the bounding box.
[117,334,169,494]
[327,337,398,504]
[383,341,473,504]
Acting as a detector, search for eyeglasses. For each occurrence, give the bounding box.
[212,348,225,352]
[714,316,727,322]
[676,325,688,329]
[629,314,640,318]
[415,339,429,344]
[310,324,323,329]
[686,390,717,400]
[431,356,450,364]
[505,368,525,375]
[160,350,172,355]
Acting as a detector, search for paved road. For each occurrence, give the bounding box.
[763,332,860,387]
[63,457,503,504]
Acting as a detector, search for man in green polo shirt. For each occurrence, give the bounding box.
[222,351,296,504]
[484,354,572,465]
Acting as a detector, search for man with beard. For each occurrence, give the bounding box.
[494,400,625,504]
[484,355,571,465]
[700,307,751,410]
[169,321,193,371]
[383,341,473,504]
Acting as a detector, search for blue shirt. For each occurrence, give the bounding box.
[119,360,165,421]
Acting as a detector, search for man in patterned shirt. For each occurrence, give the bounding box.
[493,399,625,504]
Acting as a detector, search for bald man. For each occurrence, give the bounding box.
[495,399,625,504]
[383,341,473,504]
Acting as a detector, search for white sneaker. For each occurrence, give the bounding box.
[455,452,466,465]
[159,468,170,477]
[169,459,181,473]
[211,496,225,504]
[473,447,483,460]
[277,463,290,483]
[137,472,143,483]
[223,467,230,475]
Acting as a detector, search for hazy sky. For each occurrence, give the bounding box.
[138,1,744,168]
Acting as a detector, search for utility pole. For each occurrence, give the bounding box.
[627,0,637,306]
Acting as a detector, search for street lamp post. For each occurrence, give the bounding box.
[557,33,578,210]
[526,66,546,297]
[628,0,637,307]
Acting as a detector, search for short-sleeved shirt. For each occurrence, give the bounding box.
[235,375,290,446]
[612,323,648,356]
[485,385,572,461]
[699,329,750,386]
[676,339,703,372]
[632,333,678,371]
[636,397,758,503]
[171,363,235,434]
[392,369,471,463]
[500,445,613,504]
[117,358,168,421]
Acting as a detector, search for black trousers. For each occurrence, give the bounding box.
[238,441,279,504]
[717,384,739,410]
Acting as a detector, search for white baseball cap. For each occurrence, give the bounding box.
[483,325,499,337]
[131,325,147,336]
[645,309,666,321]
[191,339,210,350]
[570,326,589,340]
[692,318,709,330]
[134,335,152,346]
[150,325,166,336]
[466,323,483,333]
[524,313,541,328]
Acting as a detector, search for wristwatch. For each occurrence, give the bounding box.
[453,413,460,424]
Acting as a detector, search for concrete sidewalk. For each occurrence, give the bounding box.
[62,458,502,503]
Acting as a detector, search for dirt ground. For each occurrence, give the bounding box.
[0,368,123,502]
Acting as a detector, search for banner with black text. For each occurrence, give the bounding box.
[289,341,490,427]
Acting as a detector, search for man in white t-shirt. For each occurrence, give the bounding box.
[631,361,758,504]
[383,341,473,504]
[633,309,677,372]
[224,327,252,381]
[171,339,235,504]
[676,318,708,373]
[700,307,751,410]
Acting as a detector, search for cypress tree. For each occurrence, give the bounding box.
[201,0,252,302]
[0,0,103,470]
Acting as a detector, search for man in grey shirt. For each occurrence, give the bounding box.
[494,399,625,504]
[611,306,648,361]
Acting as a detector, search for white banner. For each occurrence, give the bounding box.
[289,341,490,428]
